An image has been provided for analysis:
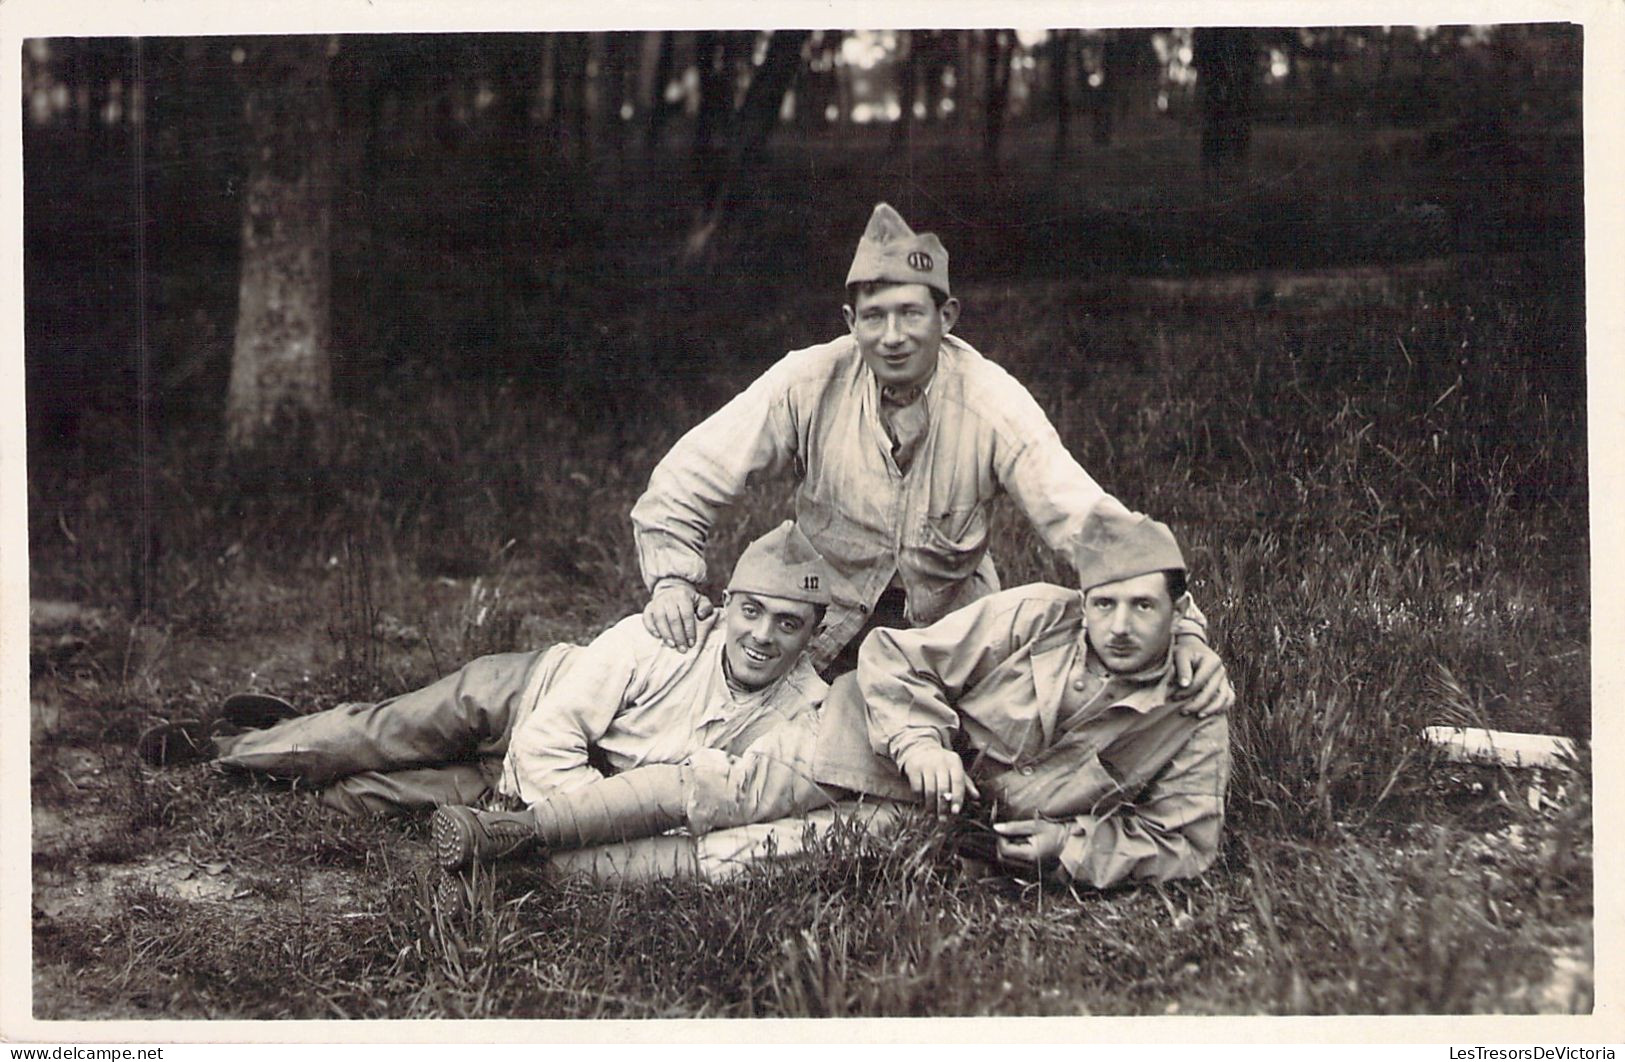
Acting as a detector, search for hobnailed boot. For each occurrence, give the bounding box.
[137,719,244,767]
[431,805,544,871]
[220,692,301,730]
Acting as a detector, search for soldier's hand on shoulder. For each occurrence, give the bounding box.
[1171,636,1235,719]
[642,583,713,652]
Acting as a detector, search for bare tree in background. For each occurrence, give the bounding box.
[890,30,917,150]
[982,29,1013,169]
[911,31,955,127]
[693,31,747,178]
[487,34,543,161]
[1051,29,1076,161]
[685,30,811,257]
[1194,27,1260,172]
[1092,29,1160,146]
[643,31,678,149]
[795,32,843,133]
[224,36,335,460]
[551,32,590,164]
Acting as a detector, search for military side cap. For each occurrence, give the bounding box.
[727,521,834,607]
[845,202,951,297]
[1070,507,1186,593]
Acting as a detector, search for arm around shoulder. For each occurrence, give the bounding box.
[859,587,1074,762]
[630,348,823,593]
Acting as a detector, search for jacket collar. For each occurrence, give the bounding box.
[1029,624,1173,739]
[705,636,827,725]
[1082,639,1176,714]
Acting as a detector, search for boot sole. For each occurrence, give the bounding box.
[136,720,211,767]
[431,866,468,916]
[431,807,476,871]
[220,692,301,730]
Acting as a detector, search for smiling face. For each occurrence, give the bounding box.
[721,591,822,689]
[1084,571,1188,675]
[842,283,960,391]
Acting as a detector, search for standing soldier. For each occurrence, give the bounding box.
[631,202,1233,717]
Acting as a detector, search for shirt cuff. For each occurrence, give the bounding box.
[510,764,606,806]
[651,576,699,597]
[1173,623,1209,646]
[889,728,949,768]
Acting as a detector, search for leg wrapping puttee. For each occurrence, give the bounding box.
[545,835,703,883]
[530,763,691,849]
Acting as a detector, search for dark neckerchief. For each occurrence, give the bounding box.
[880,382,926,408]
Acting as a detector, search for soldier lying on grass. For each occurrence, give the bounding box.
[137,522,836,818]
[434,507,1229,891]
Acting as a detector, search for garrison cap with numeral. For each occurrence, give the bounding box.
[845,202,951,297]
[727,521,834,607]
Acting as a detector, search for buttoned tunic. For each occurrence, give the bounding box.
[499,614,826,803]
[631,334,1206,670]
[858,583,1230,888]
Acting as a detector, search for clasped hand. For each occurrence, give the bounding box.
[1170,636,1235,719]
[642,583,714,651]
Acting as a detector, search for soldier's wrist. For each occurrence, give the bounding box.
[652,577,699,600]
[894,734,948,769]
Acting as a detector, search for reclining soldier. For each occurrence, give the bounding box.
[433,507,1229,892]
[138,522,839,826]
[859,507,1231,887]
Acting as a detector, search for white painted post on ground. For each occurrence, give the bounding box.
[1421,726,1579,811]
[1420,726,1577,769]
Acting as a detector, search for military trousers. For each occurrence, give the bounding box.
[213,650,555,816]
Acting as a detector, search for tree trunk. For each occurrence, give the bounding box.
[224,37,335,459]
[952,30,976,126]
[723,30,807,164]
[890,30,917,149]
[489,34,541,161]
[643,30,676,148]
[1097,29,1163,146]
[595,32,637,156]
[1052,29,1072,161]
[692,31,736,181]
[794,32,835,131]
[1194,27,1259,173]
[916,30,950,123]
[982,29,1013,170]
[551,32,590,164]
[684,30,810,258]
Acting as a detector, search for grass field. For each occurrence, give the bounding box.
[26,120,1590,1017]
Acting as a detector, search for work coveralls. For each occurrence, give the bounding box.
[631,333,1208,672]
[211,614,825,816]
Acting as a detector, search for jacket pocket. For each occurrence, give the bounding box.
[988,746,1123,820]
[913,504,989,579]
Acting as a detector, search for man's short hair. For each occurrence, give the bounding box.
[845,280,950,311]
[1163,569,1188,601]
